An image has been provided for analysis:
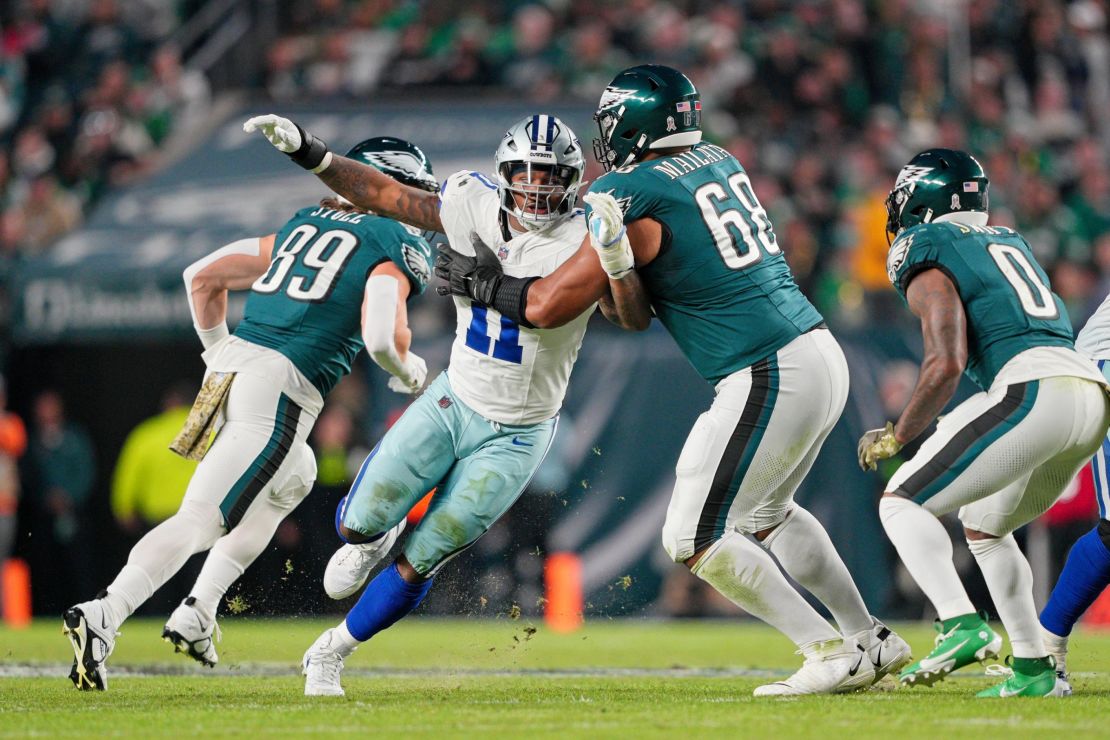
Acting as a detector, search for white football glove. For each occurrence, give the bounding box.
[244,114,332,172]
[583,192,634,279]
[388,353,427,395]
[243,114,302,153]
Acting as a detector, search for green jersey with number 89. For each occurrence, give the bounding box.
[235,205,434,396]
[887,221,1074,390]
[587,142,824,384]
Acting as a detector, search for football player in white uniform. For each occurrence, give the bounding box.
[245,113,641,696]
[1039,292,1110,680]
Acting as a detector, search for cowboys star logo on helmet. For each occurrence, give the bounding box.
[599,86,639,109]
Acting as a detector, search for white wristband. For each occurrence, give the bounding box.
[312,151,333,174]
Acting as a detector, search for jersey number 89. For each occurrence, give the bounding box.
[695,172,781,270]
[253,224,357,302]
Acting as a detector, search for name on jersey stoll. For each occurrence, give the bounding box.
[307,206,366,224]
[649,143,732,181]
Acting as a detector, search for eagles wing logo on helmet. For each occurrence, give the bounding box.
[358,151,433,184]
[895,165,933,189]
[599,86,638,109]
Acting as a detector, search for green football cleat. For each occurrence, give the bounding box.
[899,612,1002,687]
[976,656,1071,698]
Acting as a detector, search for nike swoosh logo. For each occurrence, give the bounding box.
[848,650,865,676]
[999,685,1022,698]
[872,645,883,669]
[511,437,533,447]
[919,639,969,670]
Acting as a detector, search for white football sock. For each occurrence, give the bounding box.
[189,550,243,621]
[1042,627,1069,673]
[967,534,1044,658]
[879,496,975,620]
[763,506,873,637]
[189,496,292,618]
[102,500,224,627]
[332,620,362,656]
[692,529,840,651]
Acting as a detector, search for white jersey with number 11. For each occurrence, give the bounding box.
[437,169,594,426]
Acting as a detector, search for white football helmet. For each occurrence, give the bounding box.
[494,114,585,231]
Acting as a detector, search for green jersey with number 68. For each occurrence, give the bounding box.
[235,205,434,396]
[587,142,824,384]
[887,221,1074,390]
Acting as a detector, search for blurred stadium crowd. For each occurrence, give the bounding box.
[263,0,1110,326]
[0,0,209,257]
[2,0,1109,323]
[3,0,1110,619]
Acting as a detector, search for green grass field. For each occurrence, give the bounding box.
[3,618,1110,737]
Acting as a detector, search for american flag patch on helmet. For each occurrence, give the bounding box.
[963,181,979,192]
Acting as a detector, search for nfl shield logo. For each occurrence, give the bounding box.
[438,396,452,409]
[498,244,510,260]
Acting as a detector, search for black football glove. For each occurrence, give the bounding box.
[435,233,505,304]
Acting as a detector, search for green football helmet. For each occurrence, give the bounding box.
[592,64,702,172]
[885,148,989,241]
[345,136,438,192]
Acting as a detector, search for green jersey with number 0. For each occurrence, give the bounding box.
[587,142,824,384]
[887,221,1074,390]
[235,205,434,396]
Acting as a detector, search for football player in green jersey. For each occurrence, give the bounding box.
[858,148,1110,697]
[438,64,910,696]
[62,137,437,691]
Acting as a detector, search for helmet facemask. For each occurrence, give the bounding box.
[497,160,581,232]
[592,108,623,172]
[884,184,915,246]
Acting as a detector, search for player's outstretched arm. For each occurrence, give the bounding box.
[182,234,276,348]
[244,115,443,234]
[362,262,427,394]
[896,268,968,442]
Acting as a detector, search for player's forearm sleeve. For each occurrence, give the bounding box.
[182,237,263,348]
[490,276,539,329]
[362,275,418,383]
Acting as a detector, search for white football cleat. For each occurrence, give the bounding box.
[63,596,118,691]
[854,617,912,683]
[162,596,221,667]
[324,520,405,599]
[754,639,875,696]
[303,628,349,697]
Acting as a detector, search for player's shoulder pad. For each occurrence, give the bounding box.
[399,238,433,292]
[442,170,498,196]
[886,223,936,285]
[584,173,636,216]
